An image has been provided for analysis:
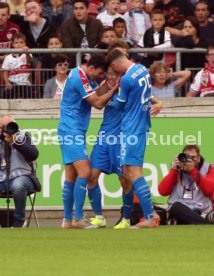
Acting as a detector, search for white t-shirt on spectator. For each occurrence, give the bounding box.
[190,69,214,95]
[145,0,154,3]
[2,54,32,85]
[96,10,123,27]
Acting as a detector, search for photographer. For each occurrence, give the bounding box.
[158,145,214,224]
[0,115,39,227]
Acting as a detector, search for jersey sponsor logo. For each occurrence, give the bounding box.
[83,83,93,94]
[79,68,93,94]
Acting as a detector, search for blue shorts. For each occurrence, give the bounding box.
[90,141,122,176]
[120,133,147,166]
[58,129,89,165]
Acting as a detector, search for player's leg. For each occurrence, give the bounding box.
[88,168,106,227]
[62,163,77,228]
[120,133,157,228]
[87,142,110,227]
[71,159,97,228]
[58,129,78,228]
[123,165,157,228]
[72,159,91,219]
[114,175,134,229]
[88,168,103,217]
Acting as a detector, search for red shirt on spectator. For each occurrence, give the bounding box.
[0,21,20,48]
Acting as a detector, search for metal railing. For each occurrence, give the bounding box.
[0,47,207,98]
[0,47,207,71]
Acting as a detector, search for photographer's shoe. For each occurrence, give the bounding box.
[12,218,25,228]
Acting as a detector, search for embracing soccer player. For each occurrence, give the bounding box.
[106,49,162,228]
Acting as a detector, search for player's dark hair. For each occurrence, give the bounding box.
[87,53,106,70]
[106,49,125,67]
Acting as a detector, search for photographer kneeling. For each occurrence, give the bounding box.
[158,145,214,225]
[0,115,39,227]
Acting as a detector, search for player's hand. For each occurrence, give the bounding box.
[150,103,161,116]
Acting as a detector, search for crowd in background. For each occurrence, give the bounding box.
[0,0,214,98]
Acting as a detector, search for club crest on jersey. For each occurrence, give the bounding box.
[7,33,13,40]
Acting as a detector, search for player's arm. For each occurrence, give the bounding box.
[85,82,118,110]
[150,97,162,116]
[112,78,128,111]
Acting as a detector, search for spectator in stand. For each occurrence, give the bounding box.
[113,17,126,39]
[2,32,33,99]
[145,0,156,14]
[194,0,214,44]
[95,26,117,49]
[187,44,214,97]
[142,9,171,68]
[10,0,56,62]
[42,0,72,31]
[6,0,25,15]
[123,0,151,47]
[61,0,104,68]
[96,0,123,27]
[149,62,191,98]
[112,17,133,48]
[43,54,69,99]
[154,0,195,27]
[158,144,214,225]
[39,34,63,85]
[167,16,208,70]
[0,2,20,61]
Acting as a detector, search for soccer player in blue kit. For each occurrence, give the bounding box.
[58,54,118,229]
[106,49,162,228]
[88,65,134,229]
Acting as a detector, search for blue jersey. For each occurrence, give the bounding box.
[58,67,98,134]
[99,93,122,139]
[117,64,152,135]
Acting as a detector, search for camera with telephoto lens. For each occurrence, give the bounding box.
[0,122,19,141]
[177,153,194,163]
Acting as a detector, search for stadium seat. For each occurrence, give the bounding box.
[0,190,40,227]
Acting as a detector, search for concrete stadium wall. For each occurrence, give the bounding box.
[0,98,214,118]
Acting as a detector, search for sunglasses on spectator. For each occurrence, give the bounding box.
[56,62,69,67]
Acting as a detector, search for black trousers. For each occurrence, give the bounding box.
[169,202,210,225]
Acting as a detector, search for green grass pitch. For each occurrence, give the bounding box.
[0,226,214,276]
